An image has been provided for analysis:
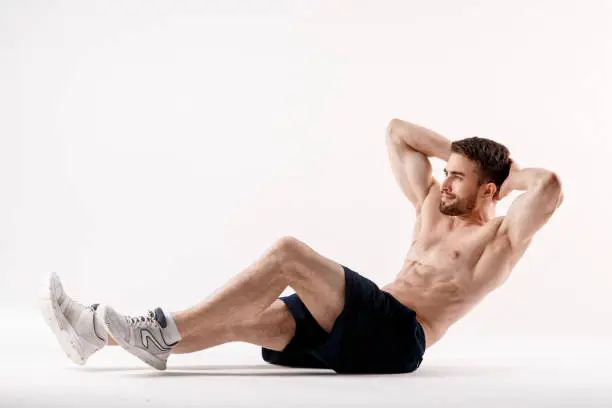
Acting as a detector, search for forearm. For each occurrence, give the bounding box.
[387,118,452,161]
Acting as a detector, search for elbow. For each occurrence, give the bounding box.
[557,191,564,208]
[542,172,564,209]
[388,118,403,128]
[539,171,562,190]
[553,173,564,208]
[386,118,400,137]
[387,118,409,143]
[546,172,563,192]
[548,171,562,186]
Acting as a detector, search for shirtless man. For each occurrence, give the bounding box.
[41,118,564,374]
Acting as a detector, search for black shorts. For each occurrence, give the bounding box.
[261,265,426,374]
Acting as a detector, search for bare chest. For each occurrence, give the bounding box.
[399,217,505,284]
[405,230,485,271]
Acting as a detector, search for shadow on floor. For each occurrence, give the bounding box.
[77,363,522,377]
[78,364,335,376]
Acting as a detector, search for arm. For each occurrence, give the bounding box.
[497,165,564,248]
[385,119,452,211]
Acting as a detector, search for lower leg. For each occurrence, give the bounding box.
[103,238,297,351]
[172,238,295,340]
[172,299,296,354]
[104,293,295,352]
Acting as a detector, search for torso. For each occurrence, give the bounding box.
[380,187,530,349]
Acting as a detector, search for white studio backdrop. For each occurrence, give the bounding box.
[1,1,610,359]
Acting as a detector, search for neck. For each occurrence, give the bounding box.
[452,201,496,227]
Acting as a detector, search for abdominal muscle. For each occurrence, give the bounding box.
[380,261,486,349]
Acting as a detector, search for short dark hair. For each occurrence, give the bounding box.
[450,137,511,199]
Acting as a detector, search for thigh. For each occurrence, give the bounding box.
[281,238,346,334]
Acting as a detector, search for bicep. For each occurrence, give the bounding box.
[385,134,436,212]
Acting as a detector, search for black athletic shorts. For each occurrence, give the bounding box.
[261,265,426,374]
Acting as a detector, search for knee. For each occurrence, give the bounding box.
[269,236,305,264]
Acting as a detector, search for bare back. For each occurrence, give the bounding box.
[381,184,530,348]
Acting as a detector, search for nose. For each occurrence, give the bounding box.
[441,178,452,193]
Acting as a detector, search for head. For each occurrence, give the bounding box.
[439,137,511,217]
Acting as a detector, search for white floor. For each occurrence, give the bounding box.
[4,319,611,408]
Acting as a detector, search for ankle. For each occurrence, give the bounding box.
[91,305,109,344]
[155,307,182,345]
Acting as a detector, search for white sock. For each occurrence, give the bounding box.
[154,307,182,345]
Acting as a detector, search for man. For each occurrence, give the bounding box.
[41,118,564,374]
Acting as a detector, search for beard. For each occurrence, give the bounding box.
[439,193,477,216]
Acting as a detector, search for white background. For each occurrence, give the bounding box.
[1,1,611,405]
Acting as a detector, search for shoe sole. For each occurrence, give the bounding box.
[98,305,167,371]
[39,272,87,365]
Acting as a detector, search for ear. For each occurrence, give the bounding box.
[483,181,497,199]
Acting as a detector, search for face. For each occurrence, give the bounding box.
[439,154,494,216]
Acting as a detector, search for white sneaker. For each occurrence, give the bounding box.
[40,272,108,365]
[99,305,182,370]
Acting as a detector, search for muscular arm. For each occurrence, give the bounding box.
[498,168,564,248]
[386,119,452,211]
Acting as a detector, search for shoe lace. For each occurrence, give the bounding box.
[126,310,161,329]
